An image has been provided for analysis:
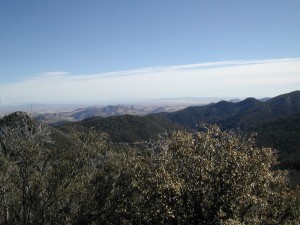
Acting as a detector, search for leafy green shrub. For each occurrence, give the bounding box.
[1,113,299,224]
[0,114,107,224]
[92,125,299,224]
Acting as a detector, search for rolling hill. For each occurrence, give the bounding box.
[156,91,300,169]
[2,91,300,169]
[160,90,300,130]
[56,114,185,143]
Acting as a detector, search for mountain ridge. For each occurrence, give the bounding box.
[2,91,300,169]
[159,90,300,129]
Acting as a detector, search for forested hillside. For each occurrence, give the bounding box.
[253,112,300,169]
[1,112,299,224]
[51,91,300,169]
[57,114,185,143]
[1,91,300,224]
[158,91,300,169]
[161,91,300,129]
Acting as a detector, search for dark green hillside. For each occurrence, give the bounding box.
[162,91,300,129]
[265,90,300,114]
[157,91,300,170]
[225,90,300,129]
[2,113,299,224]
[57,114,184,143]
[253,112,300,169]
[162,97,263,129]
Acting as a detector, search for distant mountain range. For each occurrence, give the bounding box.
[155,91,300,169]
[34,104,202,124]
[1,91,300,170]
[160,91,300,130]
[56,90,300,169]
[23,96,276,125]
[1,97,243,124]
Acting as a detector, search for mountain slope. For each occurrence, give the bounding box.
[34,104,193,124]
[56,114,185,143]
[0,111,72,150]
[161,91,300,129]
[253,112,300,169]
[156,91,300,169]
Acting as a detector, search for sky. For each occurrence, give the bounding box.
[0,0,300,105]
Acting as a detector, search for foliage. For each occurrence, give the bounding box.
[57,114,183,143]
[53,91,300,172]
[163,91,300,129]
[1,112,299,224]
[0,113,107,224]
[91,125,299,224]
[159,91,300,171]
[253,113,300,170]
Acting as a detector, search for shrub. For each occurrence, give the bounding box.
[92,125,299,224]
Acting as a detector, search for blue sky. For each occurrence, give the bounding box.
[0,0,300,104]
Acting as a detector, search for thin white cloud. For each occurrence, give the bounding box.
[1,58,300,105]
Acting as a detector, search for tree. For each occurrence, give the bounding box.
[92,125,299,224]
[0,113,107,224]
[1,112,299,224]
